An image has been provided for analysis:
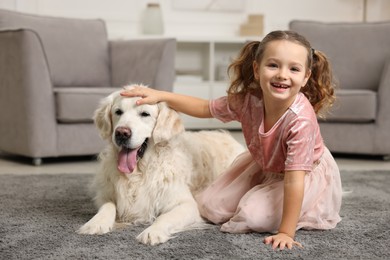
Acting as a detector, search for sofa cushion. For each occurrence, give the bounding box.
[0,9,110,87]
[54,87,120,123]
[320,89,376,123]
[289,21,390,91]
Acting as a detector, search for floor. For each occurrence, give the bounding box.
[1,131,390,175]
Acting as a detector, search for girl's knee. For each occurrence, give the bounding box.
[197,195,232,224]
[237,203,280,232]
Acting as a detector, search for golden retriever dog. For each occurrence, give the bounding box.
[77,85,244,245]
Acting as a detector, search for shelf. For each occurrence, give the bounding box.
[173,37,251,130]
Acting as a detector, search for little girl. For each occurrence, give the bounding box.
[121,30,342,250]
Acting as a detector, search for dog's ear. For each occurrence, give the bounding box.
[93,93,115,140]
[153,102,184,145]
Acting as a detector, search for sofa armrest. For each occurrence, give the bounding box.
[375,59,390,153]
[109,38,176,92]
[0,29,57,157]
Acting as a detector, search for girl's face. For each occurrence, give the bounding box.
[253,40,311,108]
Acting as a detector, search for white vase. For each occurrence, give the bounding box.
[142,3,164,35]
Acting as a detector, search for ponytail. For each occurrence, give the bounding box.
[227,41,260,97]
[302,49,336,116]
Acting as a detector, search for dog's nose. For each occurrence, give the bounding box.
[115,127,132,145]
[116,127,131,138]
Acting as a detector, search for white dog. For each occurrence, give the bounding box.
[77,86,244,245]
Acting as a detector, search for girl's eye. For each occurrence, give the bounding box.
[267,63,278,68]
[291,67,300,72]
[140,112,150,117]
[115,109,123,116]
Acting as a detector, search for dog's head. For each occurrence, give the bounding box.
[94,85,184,174]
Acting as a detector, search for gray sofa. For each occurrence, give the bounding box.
[289,20,390,159]
[0,9,176,165]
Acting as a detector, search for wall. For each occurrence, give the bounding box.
[0,0,389,39]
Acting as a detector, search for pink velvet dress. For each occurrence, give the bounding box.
[196,92,342,234]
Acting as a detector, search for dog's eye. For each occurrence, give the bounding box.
[140,112,150,117]
[115,109,123,116]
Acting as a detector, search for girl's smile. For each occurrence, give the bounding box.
[270,82,290,92]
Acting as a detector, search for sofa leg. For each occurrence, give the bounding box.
[32,158,42,166]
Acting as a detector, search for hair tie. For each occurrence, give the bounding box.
[311,47,315,57]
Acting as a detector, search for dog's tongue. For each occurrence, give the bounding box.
[118,148,139,174]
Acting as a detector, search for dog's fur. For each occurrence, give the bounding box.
[77,86,244,245]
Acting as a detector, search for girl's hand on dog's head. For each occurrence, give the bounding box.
[120,85,146,98]
[120,85,161,105]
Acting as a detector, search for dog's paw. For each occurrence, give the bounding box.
[77,218,114,235]
[136,226,171,245]
[77,203,116,235]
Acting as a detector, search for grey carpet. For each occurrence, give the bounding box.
[0,170,389,260]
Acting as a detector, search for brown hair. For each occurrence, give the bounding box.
[227,30,335,115]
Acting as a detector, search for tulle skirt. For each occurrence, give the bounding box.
[196,147,342,233]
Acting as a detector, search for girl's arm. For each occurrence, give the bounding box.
[264,170,305,250]
[121,86,212,118]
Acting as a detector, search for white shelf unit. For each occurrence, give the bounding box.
[173,37,252,129]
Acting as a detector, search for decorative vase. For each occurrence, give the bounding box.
[142,3,164,35]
